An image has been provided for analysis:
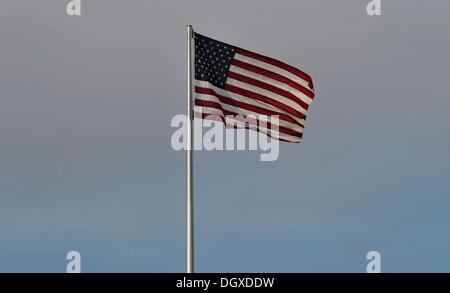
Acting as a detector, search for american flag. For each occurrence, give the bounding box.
[193,32,315,143]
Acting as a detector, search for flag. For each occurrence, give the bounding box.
[193,32,315,143]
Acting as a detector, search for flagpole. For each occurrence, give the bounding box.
[186,24,194,273]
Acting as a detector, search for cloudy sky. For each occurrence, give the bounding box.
[0,0,449,272]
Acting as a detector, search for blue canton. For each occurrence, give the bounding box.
[194,33,237,89]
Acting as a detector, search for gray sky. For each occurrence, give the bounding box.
[0,0,450,272]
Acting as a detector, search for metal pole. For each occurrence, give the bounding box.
[186,24,194,273]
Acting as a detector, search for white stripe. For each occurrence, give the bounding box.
[195,107,301,143]
[196,94,304,133]
[226,78,308,116]
[229,65,313,105]
[194,80,306,125]
[234,53,313,92]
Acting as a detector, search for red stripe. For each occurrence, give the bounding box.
[228,71,310,111]
[195,99,303,138]
[194,112,300,143]
[195,86,304,128]
[232,59,315,99]
[224,83,307,120]
[237,48,314,91]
